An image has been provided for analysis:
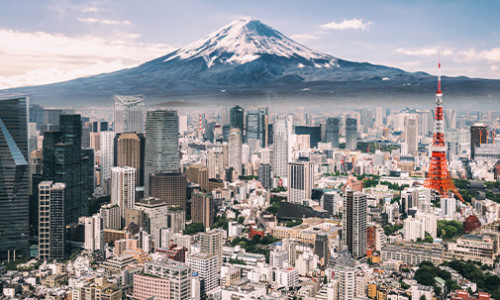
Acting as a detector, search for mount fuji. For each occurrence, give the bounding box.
[1,17,499,106]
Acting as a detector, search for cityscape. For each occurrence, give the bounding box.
[1,1,500,300]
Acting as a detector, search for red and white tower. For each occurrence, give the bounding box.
[424,61,464,202]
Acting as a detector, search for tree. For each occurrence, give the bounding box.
[183,222,205,235]
[420,295,427,300]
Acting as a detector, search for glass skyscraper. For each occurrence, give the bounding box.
[144,110,179,195]
[0,97,30,260]
[325,117,340,148]
[114,95,145,134]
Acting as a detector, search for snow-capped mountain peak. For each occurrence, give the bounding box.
[164,17,335,67]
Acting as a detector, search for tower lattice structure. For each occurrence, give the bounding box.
[424,62,465,202]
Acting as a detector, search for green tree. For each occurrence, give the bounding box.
[183,222,205,235]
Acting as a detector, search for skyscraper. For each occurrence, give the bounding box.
[375,107,384,128]
[191,191,214,229]
[114,95,145,134]
[325,118,340,148]
[43,114,91,225]
[84,214,104,252]
[259,107,269,147]
[229,105,244,134]
[228,128,242,178]
[470,123,487,159]
[200,229,225,270]
[444,109,457,129]
[287,158,314,204]
[345,118,358,150]
[343,190,367,259]
[144,110,179,195]
[186,164,209,192]
[187,253,219,294]
[404,116,418,155]
[0,97,30,260]
[38,181,66,261]
[111,166,136,218]
[272,115,288,178]
[258,163,272,189]
[100,131,116,184]
[114,132,145,187]
[246,110,259,142]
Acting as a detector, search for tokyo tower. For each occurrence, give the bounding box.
[423,61,465,202]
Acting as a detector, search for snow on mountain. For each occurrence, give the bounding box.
[163,17,337,68]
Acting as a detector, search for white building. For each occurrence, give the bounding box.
[272,115,289,178]
[441,197,456,220]
[99,131,116,183]
[275,267,298,290]
[99,203,121,230]
[111,166,136,218]
[83,214,104,252]
[228,128,242,178]
[287,158,314,204]
[188,253,219,293]
[134,198,168,245]
[334,265,355,300]
[270,249,288,269]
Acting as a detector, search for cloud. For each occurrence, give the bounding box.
[320,18,372,30]
[0,28,174,89]
[458,48,500,63]
[396,47,454,57]
[83,7,99,12]
[78,18,132,25]
[491,65,499,71]
[290,33,319,42]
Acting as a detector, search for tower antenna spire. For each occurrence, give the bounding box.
[437,54,442,95]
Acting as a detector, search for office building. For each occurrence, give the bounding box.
[343,191,367,259]
[134,198,169,244]
[100,131,116,184]
[191,191,214,229]
[207,147,225,179]
[287,158,314,204]
[471,123,488,159]
[294,125,321,148]
[404,116,418,155]
[144,110,179,195]
[100,204,121,230]
[228,128,242,177]
[134,258,191,300]
[200,229,225,270]
[43,114,93,225]
[229,105,244,134]
[38,181,66,261]
[314,232,329,264]
[258,163,272,189]
[114,95,144,134]
[444,109,457,129]
[345,118,357,150]
[246,110,260,141]
[325,118,340,148]
[321,191,342,216]
[84,214,104,252]
[188,253,219,294]
[375,107,384,128]
[111,166,136,218]
[149,172,187,208]
[166,207,186,234]
[441,197,456,220]
[186,164,209,192]
[272,115,289,178]
[114,132,145,187]
[259,107,269,147]
[0,97,30,259]
[276,267,299,290]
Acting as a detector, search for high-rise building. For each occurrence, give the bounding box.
[272,116,289,178]
[186,164,209,192]
[229,105,244,134]
[334,264,356,300]
[191,191,214,229]
[166,207,186,234]
[259,107,269,147]
[187,253,219,294]
[404,116,418,155]
[228,128,242,177]
[84,214,104,252]
[314,233,329,265]
[375,107,384,128]
[343,191,367,259]
[345,118,358,150]
[114,132,145,187]
[287,158,314,204]
[200,229,225,271]
[38,181,66,261]
[114,95,144,134]
[100,203,121,230]
[258,163,272,189]
[207,147,225,179]
[246,110,259,142]
[325,118,340,148]
[294,125,321,148]
[0,97,30,259]
[321,191,342,216]
[441,197,456,220]
[144,110,179,195]
[444,109,457,130]
[471,123,488,159]
[149,172,187,208]
[134,198,169,244]
[111,166,136,218]
[134,258,191,300]
[100,131,116,184]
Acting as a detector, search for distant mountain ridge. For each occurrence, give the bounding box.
[1,17,499,106]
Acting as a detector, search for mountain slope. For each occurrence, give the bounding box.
[1,18,499,106]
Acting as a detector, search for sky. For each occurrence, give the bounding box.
[0,0,499,89]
